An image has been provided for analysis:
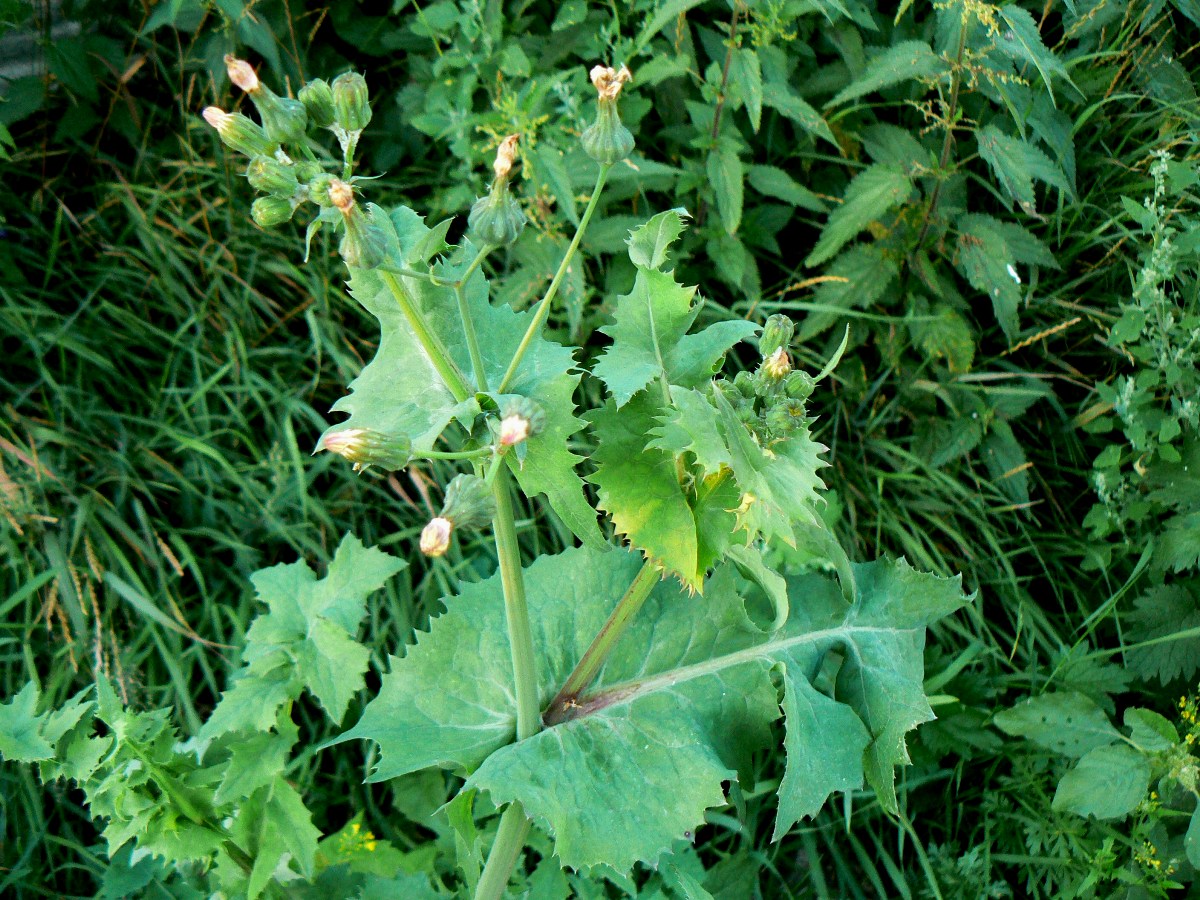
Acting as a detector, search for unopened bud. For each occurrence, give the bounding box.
[467,184,527,247]
[759,314,794,358]
[224,55,260,94]
[496,397,545,447]
[317,428,412,471]
[203,106,275,158]
[246,155,299,196]
[766,399,808,438]
[761,346,791,381]
[328,178,355,212]
[581,64,635,165]
[493,134,520,181]
[332,72,371,133]
[257,93,308,145]
[251,196,295,228]
[298,78,336,128]
[339,203,387,269]
[783,370,815,401]
[439,474,495,531]
[420,517,453,557]
[307,173,337,206]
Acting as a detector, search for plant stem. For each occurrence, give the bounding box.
[457,281,490,391]
[490,467,539,740]
[421,447,493,461]
[913,21,967,250]
[483,450,507,487]
[380,270,471,402]
[497,164,611,393]
[474,803,532,900]
[542,559,660,726]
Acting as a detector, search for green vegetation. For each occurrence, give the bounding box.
[3,0,1200,896]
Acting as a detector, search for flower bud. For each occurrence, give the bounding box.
[497,397,546,447]
[328,178,355,212]
[338,201,387,269]
[246,155,299,197]
[760,347,791,382]
[298,78,336,128]
[759,314,794,358]
[492,134,519,181]
[225,55,260,94]
[439,474,495,531]
[468,184,527,247]
[332,72,371,133]
[203,107,275,158]
[581,64,634,166]
[731,370,756,399]
[307,173,337,207]
[224,54,307,144]
[251,196,295,228]
[783,371,815,401]
[295,160,323,183]
[317,428,412,472]
[765,399,807,438]
[420,517,453,557]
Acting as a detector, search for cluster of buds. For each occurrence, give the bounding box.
[581,65,634,166]
[468,135,528,248]
[713,314,815,446]
[420,474,496,557]
[202,56,383,268]
[316,428,412,472]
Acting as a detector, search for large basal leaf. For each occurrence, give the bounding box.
[341,547,968,873]
[324,209,606,550]
[201,534,405,738]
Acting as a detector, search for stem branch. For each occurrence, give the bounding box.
[474,803,531,900]
[497,165,611,393]
[380,270,472,402]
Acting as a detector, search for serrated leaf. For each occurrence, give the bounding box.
[982,419,1030,505]
[993,691,1120,757]
[649,386,733,475]
[746,165,827,213]
[731,48,763,131]
[798,244,900,340]
[805,165,914,267]
[996,5,1072,104]
[829,41,948,106]
[202,535,404,737]
[213,714,299,805]
[912,302,975,373]
[0,683,54,762]
[593,267,756,407]
[762,81,838,148]
[1052,744,1150,819]
[708,145,745,235]
[976,125,1071,213]
[342,548,966,871]
[955,213,1022,341]
[1125,583,1200,684]
[627,208,689,271]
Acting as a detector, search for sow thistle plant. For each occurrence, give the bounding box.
[0,57,970,897]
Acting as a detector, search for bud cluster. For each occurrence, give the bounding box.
[201,56,386,268]
[711,314,814,446]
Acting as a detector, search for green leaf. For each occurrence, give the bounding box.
[993,691,1120,757]
[829,41,948,106]
[912,302,975,373]
[708,145,745,235]
[1124,583,1200,684]
[982,419,1030,506]
[996,5,1073,104]
[627,208,689,271]
[1123,708,1178,753]
[590,395,702,586]
[746,165,827,213]
[1051,744,1150,820]
[805,165,914,268]
[533,142,578,225]
[798,244,900,340]
[343,548,967,871]
[213,714,300,805]
[0,683,54,762]
[593,266,756,407]
[955,213,1022,342]
[1187,806,1200,869]
[762,81,838,148]
[976,125,1071,213]
[202,535,404,737]
[731,48,763,131]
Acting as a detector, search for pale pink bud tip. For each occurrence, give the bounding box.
[493,134,520,180]
[498,414,530,447]
[420,517,453,557]
[202,106,229,129]
[318,428,366,458]
[590,64,632,101]
[329,178,355,212]
[763,346,791,380]
[224,55,260,93]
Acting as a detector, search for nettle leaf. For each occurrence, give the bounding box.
[201,535,404,737]
[798,244,900,341]
[731,47,763,131]
[593,213,757,407]
[762,80,839,149]
[829,40,949,107]
[955,213,1022,342]
[806,165,915,268]
[747,165,827,213]
[342,547,968,873]
[996,5,1073,104]
[708,143,745,235]
[976,124,1071,214]
[1125,583,1200,684]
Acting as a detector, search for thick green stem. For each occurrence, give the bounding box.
[490,467,539,740]
[456,281,490,391]
[542,559,660,726]
[474,803,532,900]
[380,270,471,402]
[497,165,611,393]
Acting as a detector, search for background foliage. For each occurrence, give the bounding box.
[3,0,1200,896]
